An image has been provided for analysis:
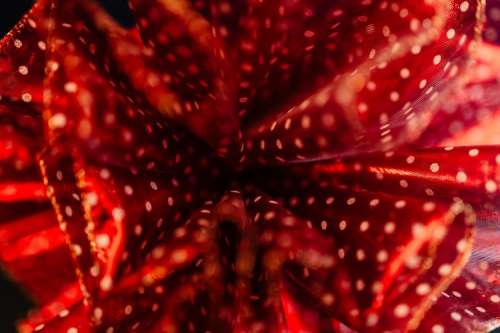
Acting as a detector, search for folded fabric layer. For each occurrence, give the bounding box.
[0,0,498,333]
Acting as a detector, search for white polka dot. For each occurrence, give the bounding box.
[366,313,378,327]
[59,309,70,317]
[446,29,456,39]
[390,91,400,102]
[460,1,470,12]
[112,207,125,221]
[124,304,133,315]
[96,234,110,248]
[468,148,479,157]
[321,293,335,305]
[416,283,430,295]
[376,250,388,263]
[94,307,103,320]
[64,206,73,217]
[456,239,467,252]
[476,306,486,313]
[456,171,467,183]
[394,304,410,318]
[438,264,452,276]
[49,113,67,129]
[134,224,143,236]
[485,180,497,193]
[384,222,396,234]
[172,249,188,263]
[356,249,366,261]
[64,82,78,93]
[339,220,347,231]
[100,276,113,291]
[465,281,476,290]
[71,244,82,256]
[395,200,406,209]
[450,311,462,321]
[100,168,110,179]
[18,65,28,75]
[22,92,32,103]
[432,325,444,333]
[423,201,436,212]
[360,221,370,232]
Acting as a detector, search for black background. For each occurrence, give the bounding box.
[0,1,499,333]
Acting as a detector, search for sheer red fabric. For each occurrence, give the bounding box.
[0,0,498,332]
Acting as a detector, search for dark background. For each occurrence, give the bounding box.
[0,1,499,333]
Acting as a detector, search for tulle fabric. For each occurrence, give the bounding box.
[0,0,498,332]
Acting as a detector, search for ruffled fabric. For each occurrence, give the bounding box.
[0,0,498,332]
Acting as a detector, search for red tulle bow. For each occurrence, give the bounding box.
[0,0,499,332]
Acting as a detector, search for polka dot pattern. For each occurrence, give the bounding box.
[242,0,480,163]
[246,157,475,331]
[296,146,500,209]
[37,3,230,330]
[128,0,241,158]
[0,0,49,107]
[0,2,78,320]
[417,237,500,332]
[417,42,500,147]
[0,0,497,333]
